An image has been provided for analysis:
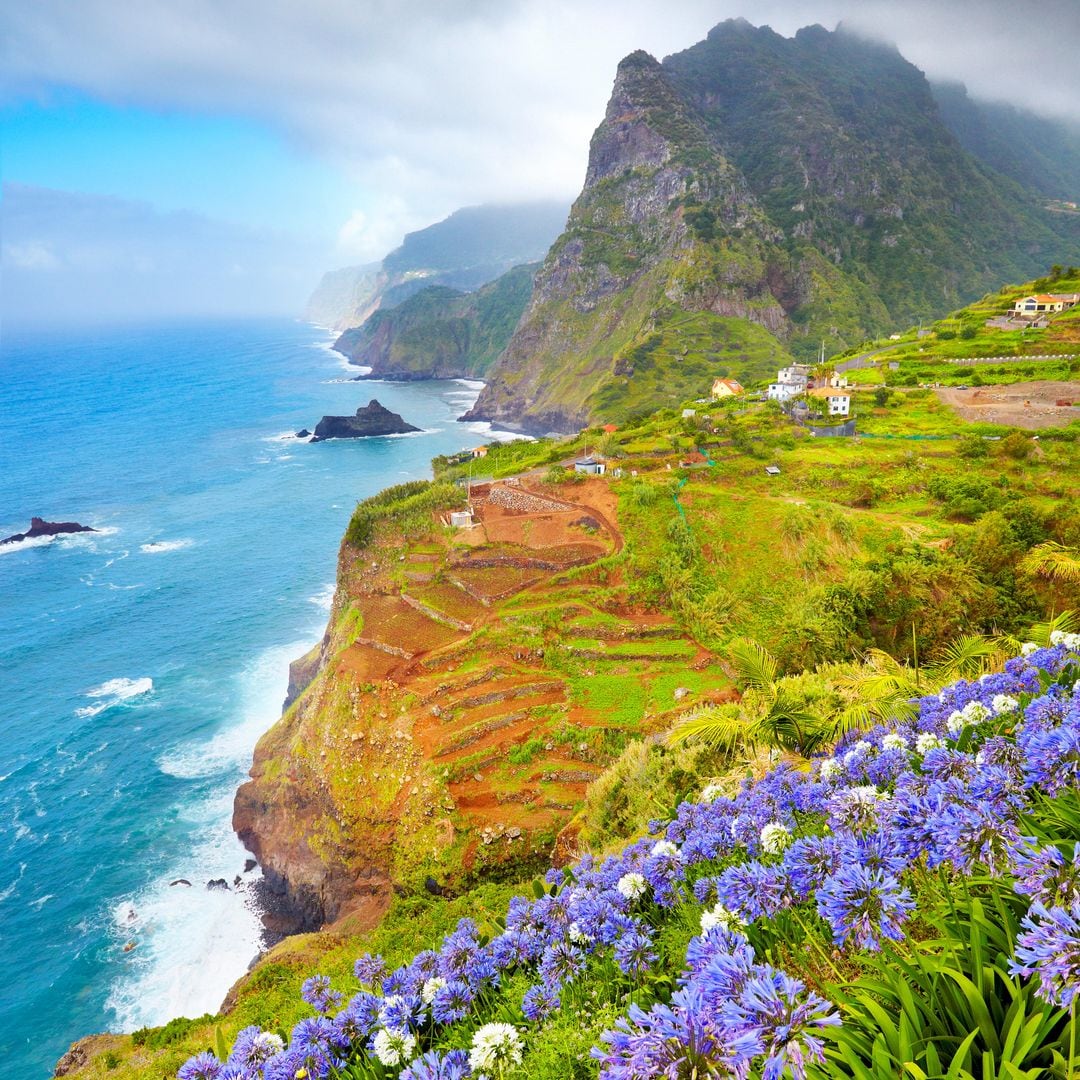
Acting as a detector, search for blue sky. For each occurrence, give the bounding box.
[1,0,1077,323]
[4,93,358,241]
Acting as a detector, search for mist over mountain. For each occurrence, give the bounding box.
[465,20,1080,434]
[305,201,567,330]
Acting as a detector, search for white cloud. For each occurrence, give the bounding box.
[2,183,326,322]
[3,240,60,270]
[6,0,1073,239]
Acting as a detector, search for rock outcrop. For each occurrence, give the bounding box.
[310,400,420,441]
[1,517,96,545]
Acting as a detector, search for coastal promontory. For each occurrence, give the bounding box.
[310,399,420,441]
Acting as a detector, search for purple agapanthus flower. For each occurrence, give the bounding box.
[399,1048,472,1079]
[614,928,656,976]
[720,966,840,1080]
[301,973,342,1014]
[353,952,385,984]
[816,863,915,950]
[178,1053,223,1080]
[1010,901,1080,1007]
[522,982,560,1021]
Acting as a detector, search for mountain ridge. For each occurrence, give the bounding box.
[465,20,1080,434]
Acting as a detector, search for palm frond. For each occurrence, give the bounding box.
[1020,542,1080,584]
[927,633,996,681]
[726,637,777,692]
[668,706,750,752]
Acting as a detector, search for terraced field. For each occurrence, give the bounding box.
[321,475,732,880]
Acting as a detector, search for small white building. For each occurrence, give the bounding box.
[574,457,606,476]
[1014,294,1067,315]
[808,387,851,416]
[767,374,808,403]
[450,510,475,528]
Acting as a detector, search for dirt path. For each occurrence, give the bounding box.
[936,381,1080,429]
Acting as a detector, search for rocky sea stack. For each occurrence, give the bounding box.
[0,517,96,545]
[310,399,421,441]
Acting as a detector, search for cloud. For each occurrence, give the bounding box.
[1,183,326,323]
[6,0,1074,241]
[3,240,60,270]
[2,1,1077,302]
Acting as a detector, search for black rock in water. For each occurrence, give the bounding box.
[310,399,420,442]
[244,858,258,873]
[1,517,96,545]
[206,878,230,891]
[295,429,312,439]
[169,879,192,887]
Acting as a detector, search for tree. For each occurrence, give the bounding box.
[873,386,891,407]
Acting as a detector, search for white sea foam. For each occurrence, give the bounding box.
[0,863,27,905]
[156,639,310,780]
[75,677,153,718]
[309,583,336,611]
[461,420,532,444]
[454,379,486,391]
[140,539,194,554]
[29,894,54,911]
[108,638,318,1031]
[0,534,56,555]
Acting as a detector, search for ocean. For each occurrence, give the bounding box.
[0,318,514,1076]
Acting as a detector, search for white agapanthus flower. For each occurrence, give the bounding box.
[699,782,724,803]
[916,732,945,754]
[700,902,745,935]
[378,994,405,1027]
[991,694,1019,715]
[1050,630,1080,650]
[421,976,447,1005]
[616,872,647,901]
[843,739,873,767]
[469,1022,524,1073]
[372,1028,417,1067]
[945,710,966,735]
[760,821,792,854]
[651,839,681,859]
[819,759,841,780]
[568,921,591,944]
[1020,641,1039,656]
[249,1032,284,1061]
[848,784,889,806]
[881,732,909,752]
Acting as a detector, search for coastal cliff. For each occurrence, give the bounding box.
[229,473,666,935]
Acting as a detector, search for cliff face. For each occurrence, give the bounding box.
[333,264,537,381]
[465,21,1080,434]
[464,51,795,434]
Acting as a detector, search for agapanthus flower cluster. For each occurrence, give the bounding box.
[181,645,1080,1080]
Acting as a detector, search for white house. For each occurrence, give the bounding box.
[767,374,808,402]
[1014,294,1067,315]
[808,387,851,416]
[574,457,606,476]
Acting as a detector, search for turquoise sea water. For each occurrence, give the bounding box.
[0,319,510,1076]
